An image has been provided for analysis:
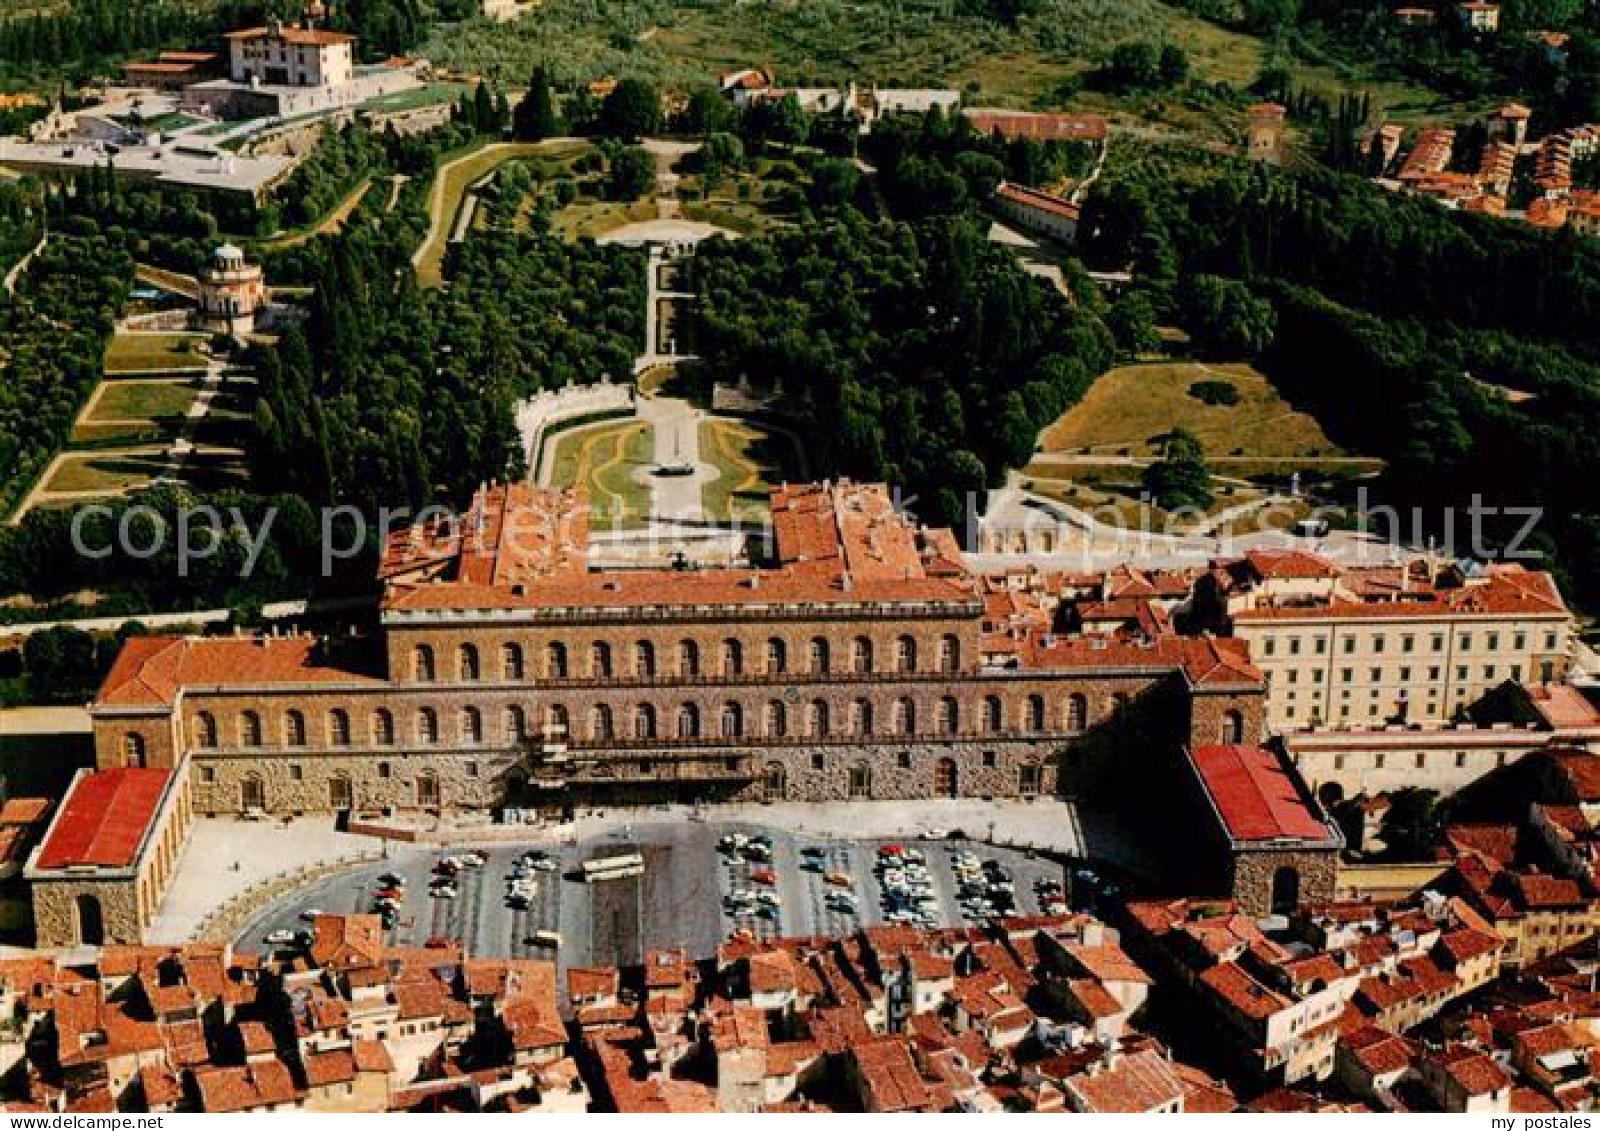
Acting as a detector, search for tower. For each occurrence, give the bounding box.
[1246,102,1287,165]
[195,244,266,336]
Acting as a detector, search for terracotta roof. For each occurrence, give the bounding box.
[964,108,1108,142]
[995,181,1080,221]
[1199,962,1291,1020]
[1235,566,1567,622]
[34,768,171,870]
[1063,1049,1185,1113]
[1244,549,1339,579]
[225,25,355,45]
[1189,744,1331,842]
[1435,1046,1511,1096]
[97,634,375,708]
[1342,1024,1415,1076]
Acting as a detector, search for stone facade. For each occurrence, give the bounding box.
[107,660,1247,814]
[1228,846,1339,919]
[28,765,194,948]
[31,880,144,951]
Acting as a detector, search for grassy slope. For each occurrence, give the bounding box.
[422,0,1455,136]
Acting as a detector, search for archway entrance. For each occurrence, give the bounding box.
[934,757,958,798]
[75,894,105,946]
[1271,866,1301,915]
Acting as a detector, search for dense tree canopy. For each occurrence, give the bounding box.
[694,212,1113,526]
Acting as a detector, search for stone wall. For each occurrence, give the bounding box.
[1229,847,1339,918]
[32,878,142,949]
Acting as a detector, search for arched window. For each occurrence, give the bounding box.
[723,639,743,676]
[808,699,830,737]
[810,637,830,675]
[852,637,873,674]
[75,894,105,947]
[896,635,917,673]
[893,697,916,735]
[458,643,480,682]
[767,638,787,674]
[1066,693,1088,732]
[635,640,655,678]
[765,700,787,737]
[939,696,959,735]
[983,696,1004,733]
[417,708,438,745]
[850,699,873,736]
[1222,709,1245,745]
[194,712,217,748]
[939,634,960,673]
[721,702,743,738]
[677,703,700,739]
[763,762,787,802]
[634,704,657,739]
[1271,866,1301,915]
[546,642,568,679]
[545,704,569,737]
[328,709,351,747]
[1027,695,1046,732]
[591,641,612,678]
[413,645,435,682]
[240,711,262,748]
[460,707,482,745]
[123,733,146,768]
[504,705,527,742]
[240,775,265,811]
[285,710,306,747]
[591,704,614,741]
[679,640,700,677]
[373,709,395,746]
[502,642,524,681]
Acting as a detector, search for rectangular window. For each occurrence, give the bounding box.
[290,764,303,781]
[378,762,391,779]
[1289,637,1301,655]
[201,766,216,783]
[1343,638,1355,655]
[1373,635,1385,654]
[1314,638,1327,655]
[811,753,825,770]
[1263,638,1276,657]
[1460,634,1473,652]
[1402,635,1414,653]
[1455,751,1466,768]
[467,761,480,779]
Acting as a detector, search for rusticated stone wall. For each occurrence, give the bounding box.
[1229,847,1339,918]
[32,879,142,949]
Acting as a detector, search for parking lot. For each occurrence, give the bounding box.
[232,822,1067,991]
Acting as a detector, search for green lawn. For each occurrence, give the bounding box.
[698,419,799,524]
[86,380,198,424]
[1038,362,1357,461]
[546,420,655,527]
[103,333,206,373]
[42,453,167,495]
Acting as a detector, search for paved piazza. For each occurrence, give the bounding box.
[230,815,1073,982]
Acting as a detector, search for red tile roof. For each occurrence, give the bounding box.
[1190,745,1330,842]
[964,108,1108,143]
[97,634,375,708]
[34,769,171,870]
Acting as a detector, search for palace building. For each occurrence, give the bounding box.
[88,481,1267,821]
